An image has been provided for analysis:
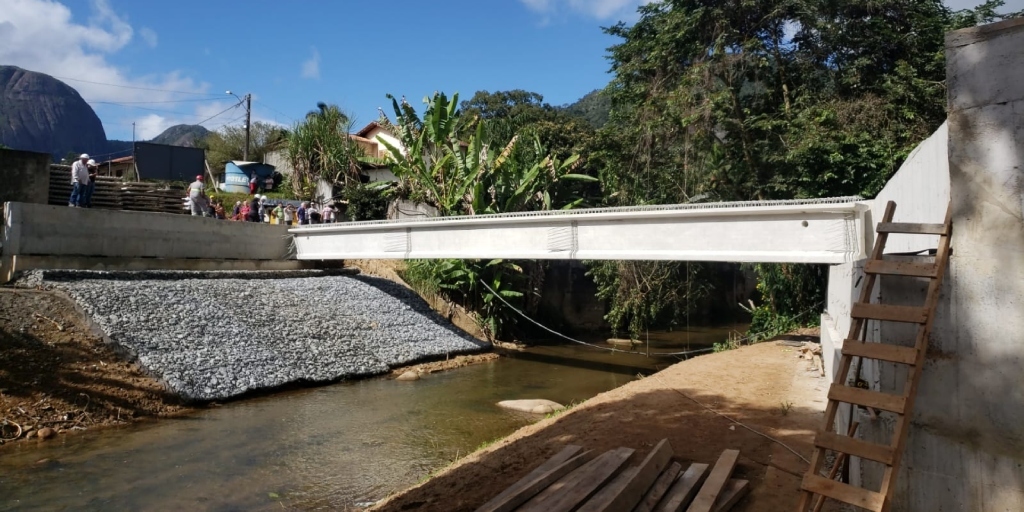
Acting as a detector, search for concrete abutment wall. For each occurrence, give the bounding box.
[827,18,1024,511]
[2,202,312,282]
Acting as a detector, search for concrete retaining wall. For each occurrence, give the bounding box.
[2,201,301,281]
[831,18,1024,511]
[0,148,51,205]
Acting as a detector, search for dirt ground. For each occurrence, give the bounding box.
[0,288,191,446]
[371,341,836,512]
[390,353,500,377]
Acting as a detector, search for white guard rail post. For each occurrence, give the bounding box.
[290,198,870,264]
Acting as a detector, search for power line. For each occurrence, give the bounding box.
[52,75,221,96]
[88,98,224,105]
[252,99,295,122]
[91,102,224,118]
[195,103,241,126]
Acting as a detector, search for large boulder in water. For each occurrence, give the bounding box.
[498,399,564,414]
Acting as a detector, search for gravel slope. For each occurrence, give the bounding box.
[17,270,489,401]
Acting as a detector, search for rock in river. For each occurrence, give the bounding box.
[497,399,565,414]
[396,371,420,381]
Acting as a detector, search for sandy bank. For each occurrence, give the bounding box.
[371,341,832,512]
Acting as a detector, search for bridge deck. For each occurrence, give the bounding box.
[291,197,869,264]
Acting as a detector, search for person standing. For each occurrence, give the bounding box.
[68,153,90,207]
[247,196,261,222]
[283,204,295,226]
[272,202,284,225]
[297,201,309,225]
[188,175,209,216]
[82,159,98,208]
[249,174,258,195]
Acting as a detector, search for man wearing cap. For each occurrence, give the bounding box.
[68,153,91,207]
[188,174,209,216]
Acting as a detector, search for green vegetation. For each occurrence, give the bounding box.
[236,1,1021,344]
[200,121,288,173]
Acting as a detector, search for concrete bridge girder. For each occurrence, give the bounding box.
[291,199,871,265]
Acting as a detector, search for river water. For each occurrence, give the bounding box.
[0,326,740,511]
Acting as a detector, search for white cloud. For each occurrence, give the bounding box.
[0,0,213,139]
[519,0,655,21]
[139,26,157,48]
[301,47,320,80]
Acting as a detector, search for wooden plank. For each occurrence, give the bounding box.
[875,222,946,235]
[864,259,937,278]
[579,438,674,512]
[814,431,895,465]
[655,463,709,512]
[635,461,682,512]
[841,340,918,365]
[851,303,928,324]
[686,449,739,512]
[518,447,634,512]
[827,385,906,414]
[801,473,885,511]
[711,479,749,512]
[475,447,593,512]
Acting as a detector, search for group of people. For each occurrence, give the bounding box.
[68,153,98,208]
[224,198,341,225]
[185,175,347,225]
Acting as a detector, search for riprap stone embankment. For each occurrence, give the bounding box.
[18,270,488,401]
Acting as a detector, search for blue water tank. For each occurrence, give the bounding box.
[221,161,276,193]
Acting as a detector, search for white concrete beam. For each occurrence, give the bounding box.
[292,198,869,264]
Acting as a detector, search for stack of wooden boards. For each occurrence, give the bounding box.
[48,167,187,214]
[476,440,749,512]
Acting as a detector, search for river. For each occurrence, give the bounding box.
[0,326,741,511]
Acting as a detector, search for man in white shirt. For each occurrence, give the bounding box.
[188,175,208,216]
[68,153,90,207]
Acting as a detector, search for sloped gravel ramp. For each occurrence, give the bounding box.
[17,270,488,401]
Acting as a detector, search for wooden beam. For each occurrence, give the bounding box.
[851,303,928,324]
[711,479,749,512]
[635,461,683,512]
[518,447,635,512]
[827,384,907,414]
[578,438,674,512]
[474,445,590,512]
[686,449,740,512]
[655,463,709,512]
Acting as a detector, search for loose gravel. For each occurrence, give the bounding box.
[16,270,489,401]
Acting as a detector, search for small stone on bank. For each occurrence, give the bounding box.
[396,370,420,381]
[37,427,56,440]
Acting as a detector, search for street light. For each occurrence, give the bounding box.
[226,90,252,161]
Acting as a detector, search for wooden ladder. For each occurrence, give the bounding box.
[797,200,952,512]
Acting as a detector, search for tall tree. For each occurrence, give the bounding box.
[201,122,288,173]
[587,0,1007,337]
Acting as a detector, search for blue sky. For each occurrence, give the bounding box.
[1,0,1020,144]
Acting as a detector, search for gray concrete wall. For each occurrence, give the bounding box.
[0,148,51,205]
[850,18,1024,511]
[2,201,294,281]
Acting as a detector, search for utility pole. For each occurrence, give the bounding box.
[244,93,251,161]
[227,90,252,161]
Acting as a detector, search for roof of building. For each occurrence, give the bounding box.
[354,121,380,138]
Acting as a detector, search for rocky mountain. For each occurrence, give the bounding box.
[150,124,209,147]
[0,66,108,159]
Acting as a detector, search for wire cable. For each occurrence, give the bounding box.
[195,104,241,126]
[52,76,221,96]
[479,278,715,358]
